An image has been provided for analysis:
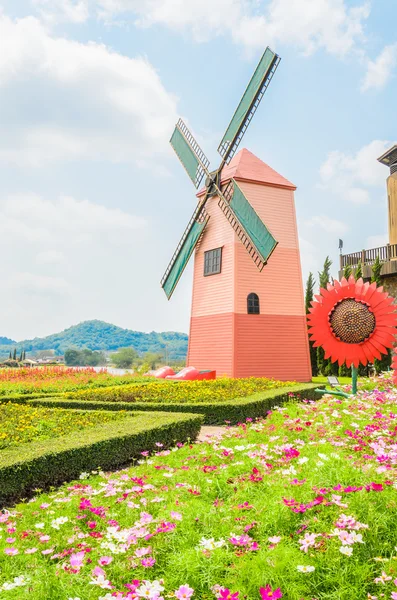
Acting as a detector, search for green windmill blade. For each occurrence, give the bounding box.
[216,179,278,270]
[170,119,211,189]
[218,47,280,165]
[161,205,210,300]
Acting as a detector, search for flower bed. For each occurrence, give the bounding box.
[2,388,397,597]
[0,367,151,396]
[27,384,321,424]
[0,403,127,449]
[0,412,203,506]
[66,377,296,404]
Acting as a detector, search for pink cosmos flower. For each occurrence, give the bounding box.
[39,535,50,543]
[92,566,106,578]
[4,547,18,556]
[259,585,283,599]
[41,548,54,555]
[70,551,85,569]
[170,511,183,521]
[175,584,194,599]
[135,547,152,558]
[6,537,15,543]
[391,593,397,600]
[218,589,239,599]
[25,548,38,554]
[268,536,281,545]
[141,557,156,568]
[99,556,113,566]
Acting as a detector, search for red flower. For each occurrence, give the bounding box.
[308,276,397,368]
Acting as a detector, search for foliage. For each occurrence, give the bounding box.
[342,263,352,279]
[374,350,392,375]
[317,257,334,376]
[67,378,296,404]
[3,389,397,598]
[371,255,383,285]
[0,320,188,360]
[111,347,139,369]
[0,411,202,506]
[355,260,363,280]
[64,348,106,367]
[31,384,321,425]
[304,272,317,376]
[0,403,124,449]
[0,366,151,396]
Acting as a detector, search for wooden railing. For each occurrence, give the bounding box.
[340,243,397,269]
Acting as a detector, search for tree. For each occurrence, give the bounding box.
[19,350,23,362]
[317,257,338,375]
[64,349,82,366]
[8,351,11,360]
[111,347,138,369]
[371,255,383,285]
[343,264,352,279]
[13,348,16,361]
[355,261,363,281]
[305,272,317,376]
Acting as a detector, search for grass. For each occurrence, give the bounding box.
[1,386,397,598]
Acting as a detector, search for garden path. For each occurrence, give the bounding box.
[197,425,228,442]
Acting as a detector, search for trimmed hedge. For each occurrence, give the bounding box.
[0,392,63,403]
[0,411,203,506]
[28,384,323,425]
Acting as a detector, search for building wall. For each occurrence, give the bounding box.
[187,177,311,381]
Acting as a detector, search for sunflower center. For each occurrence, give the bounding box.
[329,298,376,344]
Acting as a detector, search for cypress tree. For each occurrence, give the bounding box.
[317,257,337,375]
[19,350,23,362]
[13,348,16,361]
[343,264,352,279]
[355,261,363,281]
[9,350,11,359]
[371,255,383,285]
[305,272,317,376]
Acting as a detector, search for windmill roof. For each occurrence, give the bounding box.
[197,148,296,197]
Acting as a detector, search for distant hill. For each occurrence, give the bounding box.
[0,337,15,346]
[0,320,188,360]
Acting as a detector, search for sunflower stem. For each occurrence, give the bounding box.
[352,365,358,395]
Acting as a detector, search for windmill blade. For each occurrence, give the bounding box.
[218,47,280,165]
[216,179,277,270]
[161,204,210,300]
[170,119,211,188]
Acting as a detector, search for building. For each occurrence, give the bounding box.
[339,144,397,296]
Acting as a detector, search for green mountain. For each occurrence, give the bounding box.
[0,337,15,346]
[0,320,188,360]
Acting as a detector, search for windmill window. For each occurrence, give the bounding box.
[247,293,260,314]
[204,248,222,276]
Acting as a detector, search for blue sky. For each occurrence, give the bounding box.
[0,0,396,340]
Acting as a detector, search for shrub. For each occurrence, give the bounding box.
[0,411,203,506]
[29,384,322,425]
[65,377,296,405]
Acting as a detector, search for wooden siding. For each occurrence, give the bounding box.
[187,314,234,376]
[237,181,299,249]
[190,196,235,318]
[388,175,397,245]
[235,245,306,315]
[235,314,312,381]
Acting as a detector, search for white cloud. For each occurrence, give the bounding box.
[366,233,388,249]
[0,191,151,339]
[30,0,370,57]
[32,0,89,24]
[306,215,349,235]
[0,14,178,167]
[319,140,391,205]
[361,43,397,91]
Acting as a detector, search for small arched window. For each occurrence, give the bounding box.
[247,293,260,314]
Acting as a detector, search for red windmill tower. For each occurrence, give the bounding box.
[161,47,311,381]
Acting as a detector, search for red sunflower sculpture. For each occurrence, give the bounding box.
[308,276,397,369]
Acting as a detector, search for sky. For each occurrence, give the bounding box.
[0,0,396,341]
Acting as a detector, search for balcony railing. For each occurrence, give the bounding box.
[340,243,397,269]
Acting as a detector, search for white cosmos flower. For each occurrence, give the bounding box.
[297,565,315,573]
[340,546,353,556]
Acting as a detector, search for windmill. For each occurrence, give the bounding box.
[161,47,312,381]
